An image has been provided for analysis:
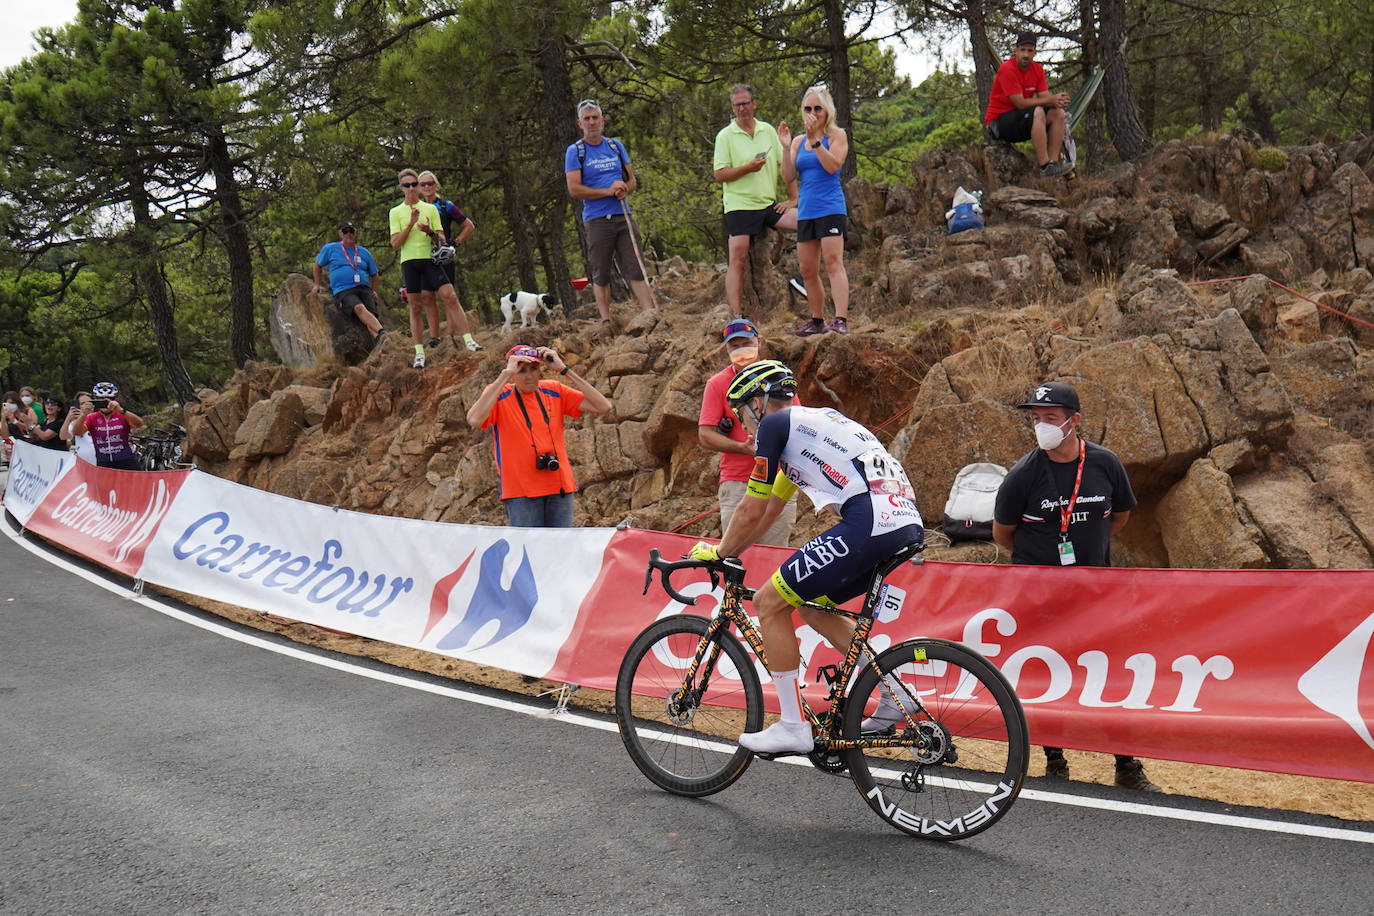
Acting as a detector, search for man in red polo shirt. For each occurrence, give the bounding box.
[985,32,1072,177]
[697,317,798,546]
[466,344,612,527]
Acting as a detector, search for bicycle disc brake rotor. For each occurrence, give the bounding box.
[665,687,700,725]
[909,719,952,766]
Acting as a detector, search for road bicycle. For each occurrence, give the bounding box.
[134,424,190,471]
[614,544,1029,840]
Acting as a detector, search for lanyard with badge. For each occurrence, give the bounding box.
[342,244,362,285]
[1057,438,1086,565]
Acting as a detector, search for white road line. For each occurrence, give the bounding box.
[8,521,1373,845]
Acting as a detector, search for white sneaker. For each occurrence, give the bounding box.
[465,337,483,352]
[412,351,425,369]
[739,720,813,754]
[861,693,907,733]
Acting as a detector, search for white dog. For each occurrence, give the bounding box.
[499,291,557,331]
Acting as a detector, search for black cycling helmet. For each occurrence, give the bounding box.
[91,381,119,399]
[726,359,797,407]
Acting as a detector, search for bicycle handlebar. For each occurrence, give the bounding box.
[644,548,745,607]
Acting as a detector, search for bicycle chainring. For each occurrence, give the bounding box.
[807,749,849,775]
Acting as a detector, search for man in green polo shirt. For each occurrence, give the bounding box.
[389,167,481,369]
[712,84,798,316]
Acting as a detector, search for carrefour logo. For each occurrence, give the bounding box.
[172,512,413,617]
[1298,611,1374,750]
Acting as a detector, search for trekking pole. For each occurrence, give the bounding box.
[619,197,657,306]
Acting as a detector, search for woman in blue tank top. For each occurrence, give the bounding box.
[779,85,850,338]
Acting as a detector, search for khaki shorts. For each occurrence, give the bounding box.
[718,480,798,548]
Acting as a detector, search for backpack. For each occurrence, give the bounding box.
[941,462,1007,542]
[576,137,630,181]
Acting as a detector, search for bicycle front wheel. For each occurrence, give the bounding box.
[614,614,763,797]
[844,638,1029,840]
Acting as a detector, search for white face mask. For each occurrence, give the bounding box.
[1034,417,1073,451]
[20,395,32,405]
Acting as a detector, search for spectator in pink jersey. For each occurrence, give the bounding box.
[697,317,798,546]
[72,381,144,470]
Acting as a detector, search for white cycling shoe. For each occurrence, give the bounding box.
[861,693,908,733]
[739,720,814,754]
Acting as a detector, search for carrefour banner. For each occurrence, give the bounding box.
[136,470,616,676]
[553,529,1374,784]
[6,440,1372,783]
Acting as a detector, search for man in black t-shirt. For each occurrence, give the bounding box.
[993,380,1159,793]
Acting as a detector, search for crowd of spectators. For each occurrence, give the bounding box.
[1,381,144,470]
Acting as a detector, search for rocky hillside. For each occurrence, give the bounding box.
[184,132,1374,570]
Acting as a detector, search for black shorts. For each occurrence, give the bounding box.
[796,213,847,243]
[994,108,1036,143]
[401,259,452,294]
[335,285,379,317]
[725,206,785,238]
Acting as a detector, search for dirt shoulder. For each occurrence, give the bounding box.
[163,586,1374,825]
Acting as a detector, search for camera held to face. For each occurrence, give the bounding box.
[535,452,560,471]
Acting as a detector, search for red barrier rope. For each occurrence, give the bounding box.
[669,506,719,534]
[1186,274,1374,331]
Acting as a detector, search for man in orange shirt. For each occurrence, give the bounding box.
[984,33,1072,177]
[466,344,612,527]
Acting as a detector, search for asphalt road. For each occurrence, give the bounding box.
[2,522,1372,915]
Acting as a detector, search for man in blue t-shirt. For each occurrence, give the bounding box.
[564,100,656,322]
[312,221,384,344]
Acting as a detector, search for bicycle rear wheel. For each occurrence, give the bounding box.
[614,614,762,797]
[844,638,1028,840]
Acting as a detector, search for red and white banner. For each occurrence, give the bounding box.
[6,440,1372,783]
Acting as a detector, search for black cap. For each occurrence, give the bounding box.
[1018,381,1080,413]
[1016,32,1037,47]
[339,220,355,231]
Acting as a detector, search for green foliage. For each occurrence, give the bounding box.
[1255,147,1289,172]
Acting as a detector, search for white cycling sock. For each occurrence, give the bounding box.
[771,669,805,725]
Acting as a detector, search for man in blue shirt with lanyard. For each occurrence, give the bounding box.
[564,99,656,322]
[313,220,385,345]
[992,380,1159,792]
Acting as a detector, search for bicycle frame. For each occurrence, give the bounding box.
[648,548,925,754]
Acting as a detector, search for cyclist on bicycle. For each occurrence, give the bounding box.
[690,360,924,753]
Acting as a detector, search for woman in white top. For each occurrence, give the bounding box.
[61,390,97,462]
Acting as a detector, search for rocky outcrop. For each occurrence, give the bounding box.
[269,273,393,369]
[184,133,1374,570]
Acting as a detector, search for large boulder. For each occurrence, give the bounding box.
[269,273,389,368]
[1156,458,1268,568]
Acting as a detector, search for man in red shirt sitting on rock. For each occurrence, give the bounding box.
[984,32,1073,178]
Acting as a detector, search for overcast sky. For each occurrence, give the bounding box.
[0,3,79,71]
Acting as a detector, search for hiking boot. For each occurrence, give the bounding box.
[465,337,483,352]
[426,337,441,349]
[739,720,814,754]
[793,318,828,338]
[1114,758,1162,792]
[788,275,807,298]
[826,316,849,335]
[412,351,426,369]
[1041,161,1072,178]
[1044,755,1070,780]
[371,328,386,350]
[861,693,906,733]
